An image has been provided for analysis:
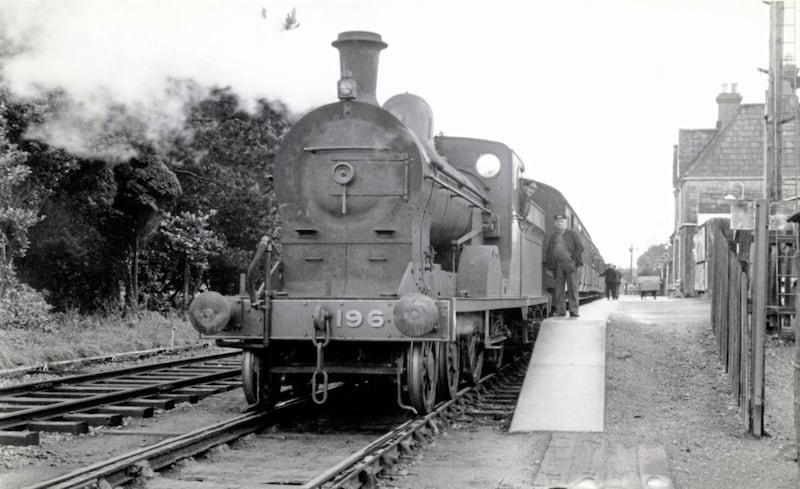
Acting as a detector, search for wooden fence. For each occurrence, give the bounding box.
[707,213,766,436]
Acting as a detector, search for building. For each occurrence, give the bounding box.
[671,84,764,297]
[671,73,800,298]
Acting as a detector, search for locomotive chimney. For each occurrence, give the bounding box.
[332,31,387,105]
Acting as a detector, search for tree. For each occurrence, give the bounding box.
[167,87,289,294]
[3,79,288,312]
[159,210,223,312]
[0,108,40,296]
[111,152,181,316]
[21,159,125,311]
[9,94,182,313]
[636,243,672,276]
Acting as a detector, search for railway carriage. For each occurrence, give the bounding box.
[530,180,605,302]
[188,31,602,414]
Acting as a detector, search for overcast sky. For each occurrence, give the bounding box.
[0,0,771,267]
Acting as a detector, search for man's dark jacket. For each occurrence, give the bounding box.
[600,266,621,285]
[544,229,584,271]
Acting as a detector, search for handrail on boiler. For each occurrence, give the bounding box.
[425,175,492,214]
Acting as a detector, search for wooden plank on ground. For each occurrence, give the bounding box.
[0,430,39,446]
[158,393,200,403]
[121,398,176,409]
[637,446,673,489]
[603,443,640,488]
[27,420,88,434]
[97,405,154,418]
[533,435,674,489]
[63,413,124,426]
[567,433,606,485]
[533,433,577,488]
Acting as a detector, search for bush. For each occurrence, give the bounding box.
[0,281,54,331]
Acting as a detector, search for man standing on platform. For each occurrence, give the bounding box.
[612,266,621,299]
[545,212,584,317]
[600,264,621,300]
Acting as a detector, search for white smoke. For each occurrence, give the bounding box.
[0,0,333,161]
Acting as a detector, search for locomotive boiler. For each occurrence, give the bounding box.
[189,31,554,414]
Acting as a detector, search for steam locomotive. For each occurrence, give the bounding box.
[188,31,603,414]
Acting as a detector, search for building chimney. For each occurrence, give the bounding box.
[332,31,387,105]
[715,82,742,129]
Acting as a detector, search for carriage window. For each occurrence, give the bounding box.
[475,153,501,178]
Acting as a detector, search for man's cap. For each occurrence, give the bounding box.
[553,212,566,220]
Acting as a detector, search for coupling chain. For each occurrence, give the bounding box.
[311,310,331,404]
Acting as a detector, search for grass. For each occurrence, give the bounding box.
[0,311,204,370]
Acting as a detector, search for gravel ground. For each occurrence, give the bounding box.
[606,297,796,488]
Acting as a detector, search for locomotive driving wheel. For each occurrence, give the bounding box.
[407,341,437,413]
[436,341,460,400]
[242,350,281,408]
[461,330,484,386]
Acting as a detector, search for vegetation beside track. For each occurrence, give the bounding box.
[0,312,202,370]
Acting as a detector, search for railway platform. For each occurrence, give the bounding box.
[509,296,675,489]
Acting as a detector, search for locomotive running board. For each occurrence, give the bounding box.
[452,296,548,313]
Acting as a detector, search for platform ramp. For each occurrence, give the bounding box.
[509,299,616,433]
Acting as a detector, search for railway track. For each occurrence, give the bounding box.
[0,351,241,446]
[21,353,529,489]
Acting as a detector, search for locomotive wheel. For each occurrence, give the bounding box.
[407,341,437,413]
[436,341,460,400]
[461,330,484,386]
[242,350,281,408]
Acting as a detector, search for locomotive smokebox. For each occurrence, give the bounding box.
[332,31,387,105]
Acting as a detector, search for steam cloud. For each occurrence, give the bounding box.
[0,0,332,161]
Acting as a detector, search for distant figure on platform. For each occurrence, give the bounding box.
[600,264,621,300]
[545,212,584,318]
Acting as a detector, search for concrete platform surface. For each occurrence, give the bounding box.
[509,298,613,433]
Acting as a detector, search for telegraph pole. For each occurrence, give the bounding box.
[629,244,634,292]
[767,0,784,201]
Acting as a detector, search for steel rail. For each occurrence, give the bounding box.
[0,364,240,430]
[21,386,351,489]
[21,396,311,489]
[0,351,239,396]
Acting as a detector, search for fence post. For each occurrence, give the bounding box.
[794,250,800,474]
[751,200,769,436]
